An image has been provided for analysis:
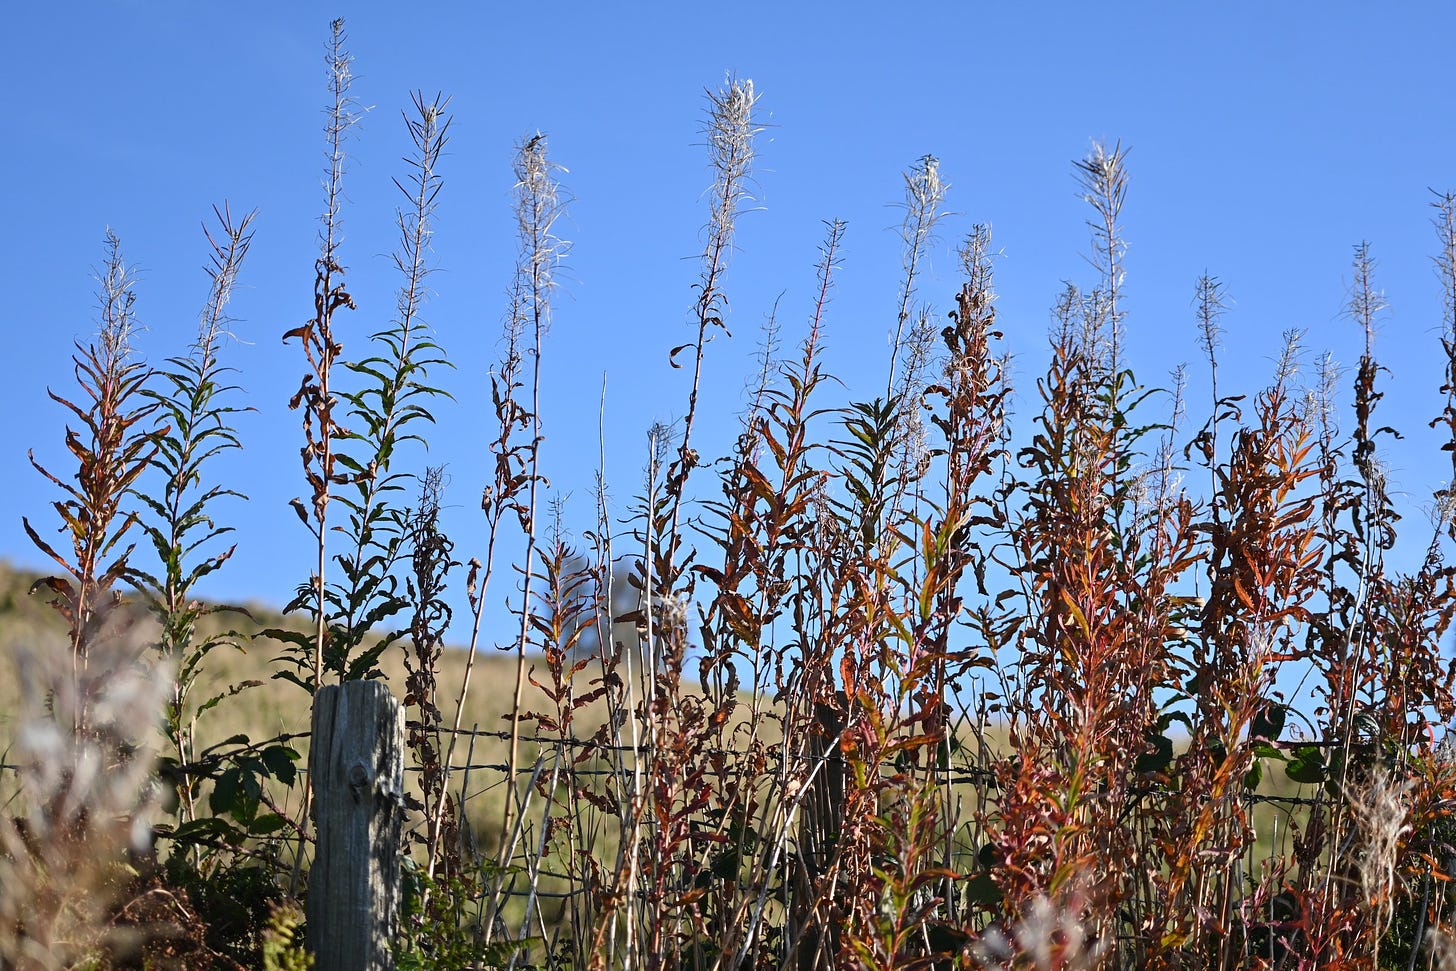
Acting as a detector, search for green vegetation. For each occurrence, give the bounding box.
[7,18,1456,971]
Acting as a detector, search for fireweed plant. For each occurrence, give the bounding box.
[18,23,1456,970]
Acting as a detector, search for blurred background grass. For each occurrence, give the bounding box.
[0,557,1312,889]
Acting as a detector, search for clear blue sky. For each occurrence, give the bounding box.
[4,5,1456,644]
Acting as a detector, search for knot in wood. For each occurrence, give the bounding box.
[347,761,372,803]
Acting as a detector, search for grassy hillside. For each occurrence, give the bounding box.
[0,558,531,741]
[0,557,605,855]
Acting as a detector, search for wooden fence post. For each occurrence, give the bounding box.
[307,680,405,970]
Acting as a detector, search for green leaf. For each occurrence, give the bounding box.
[1285,748,1327,785]
[248,813,290,836]
[200,733,251,757]
[1250,741,1285,761]
[163,815,245,846]
[1250,702,1288,742]
[210,766,244,816]
[261,745,301,786]
[1136,733,1175,775]
[965,872,1002,905]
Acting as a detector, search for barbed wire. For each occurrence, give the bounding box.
[0,723,1422,814]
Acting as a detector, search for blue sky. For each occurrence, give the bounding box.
[4,5,1456,645]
